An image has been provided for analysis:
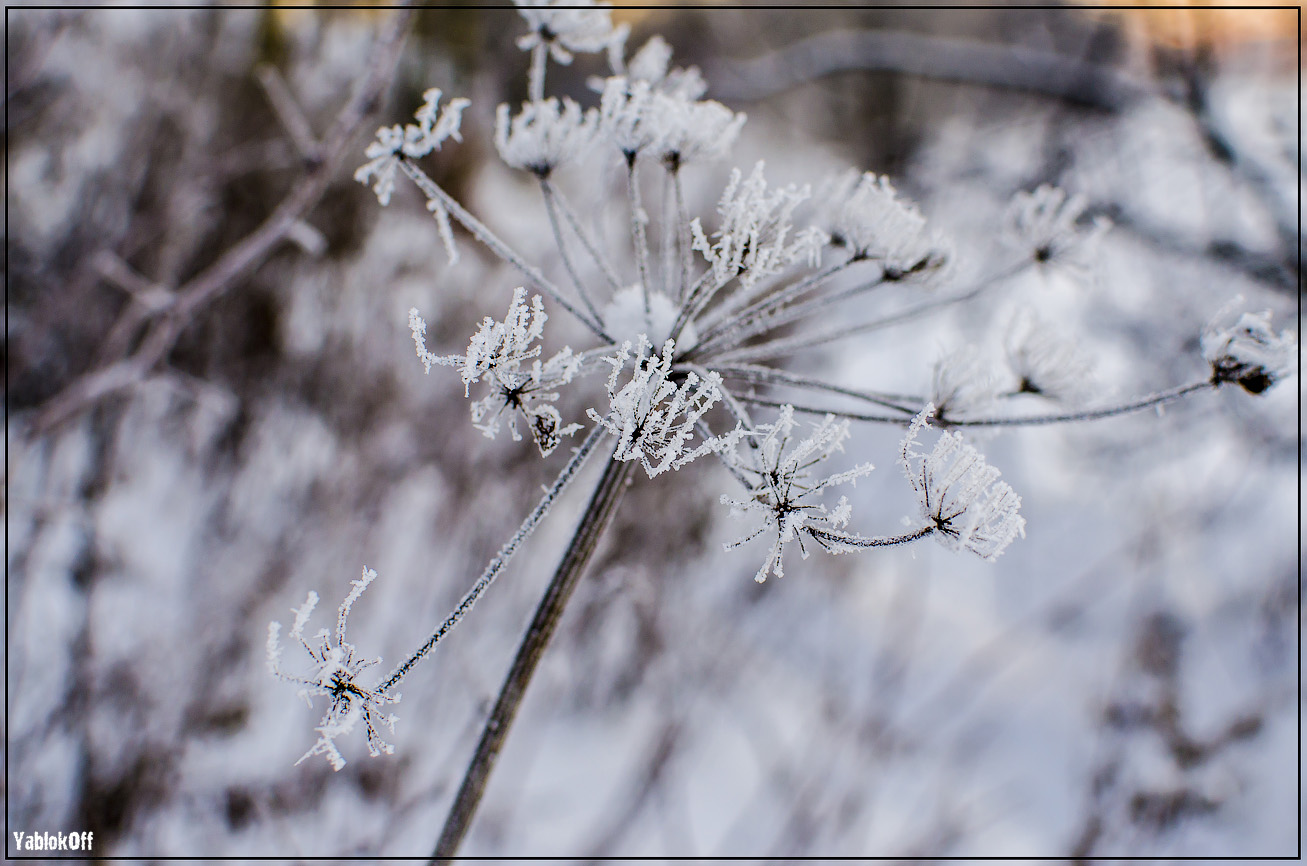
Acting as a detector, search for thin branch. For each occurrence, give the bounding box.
[707,260,1026,365]
[738,380,1217,428]
[30,4,417,434]
[255,62,322,164]
[714,363,920,414]
[432,452,637,862]
[672,166,691,304]
[542,177,624,295]
[691,259,856,357]
[627,158,654,316]
[400,160,613,342]
[539,178,605,325]
[379,423,608,693]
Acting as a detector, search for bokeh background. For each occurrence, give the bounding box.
[6,3,1300,858]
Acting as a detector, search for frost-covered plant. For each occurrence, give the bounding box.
[267,2,1296,855]
[267,568,400,771]
[900,407,1025,562]
[1201,304,1298,394]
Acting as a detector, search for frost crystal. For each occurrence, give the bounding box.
[588,337,742,477]
[495,97,599,177]
[1005,313,1097,405]
[267,568,400,771]
[900,407,1025,561]
[514,0,628,65]
[690,162,826,292]
[722,406,874,582]
[355,89,470,205]
[411,290,583,456]
[355,89,469,262]
[816,170,948,276]
[1201,307,1297,394]
[1002,184,1109,273]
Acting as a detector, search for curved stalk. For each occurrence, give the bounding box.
[432,450,637,861]
[736,380,1217,428]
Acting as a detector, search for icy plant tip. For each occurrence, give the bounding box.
[1201,305,1297,395]
[267,567,399,770]
[723,406,874,582]
[900,406,1026,562]
[410,288,583,456]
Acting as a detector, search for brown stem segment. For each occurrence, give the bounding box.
[431,452,636,861]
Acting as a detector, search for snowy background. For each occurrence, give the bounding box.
[6,5,1300,858]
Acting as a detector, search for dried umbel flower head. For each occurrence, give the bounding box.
[900,407,1025,562]
[514,0,628,66]
[1201,306,1297,395]
[815,170,950,277]
[588,337,743,477]
[495,97,599,177]
[410,289,583,455]
[1002,184,1110,274]
[722,406,874,582]
[355,88,470,260]
[267,568,400,770]
[1004,312,1098,406]
[929,347,1000,423]
[690,162,826,294]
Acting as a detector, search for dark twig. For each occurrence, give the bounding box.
[30,4,415,435]
[432,452,637,861]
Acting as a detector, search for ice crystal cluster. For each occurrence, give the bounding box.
[269,0,1296,769]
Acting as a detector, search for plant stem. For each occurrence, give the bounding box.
[431,451,636,862]
[379,423,607,694]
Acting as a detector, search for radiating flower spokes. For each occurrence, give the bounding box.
[899,406,1025,561]
[722,406,874,582]
[267,568,400,770]
[588,336,743,477]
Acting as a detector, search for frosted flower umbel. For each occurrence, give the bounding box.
[1004,312,1097,405]
[900,407,1025,562]
[267,568,400,771]
[495,97,599,177]
[514,0,628,66]
[723,406,874,583]
[411,289,583,455]
[588,337,742,477]
[1002,184,1109,273]
[355,88,469,260]
[1201,307,1297,395]
[816,170,948,277]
